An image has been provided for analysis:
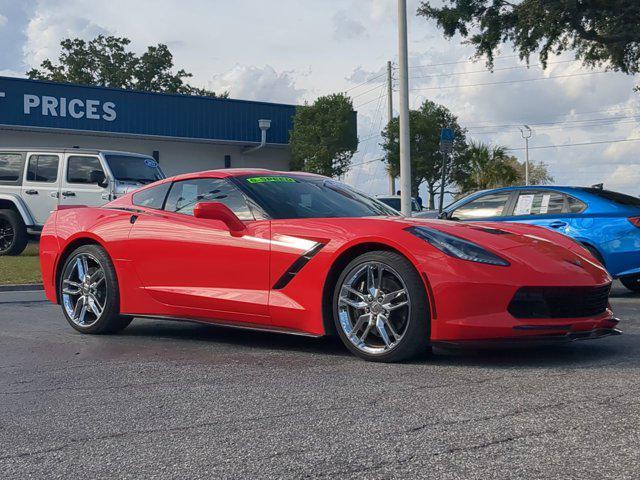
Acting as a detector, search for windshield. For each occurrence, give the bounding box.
[378,197,420,212]
[235,175,400,219]
[105,155,165,184]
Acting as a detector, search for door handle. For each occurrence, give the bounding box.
[61,191,76,197]
[130,215,138,224]
[25,189,38,195]
[549,221,567,229]
[50,191,59,198]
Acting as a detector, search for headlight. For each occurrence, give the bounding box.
[406,226,510,266]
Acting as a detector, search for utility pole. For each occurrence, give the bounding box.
[387,60,395,195]
[520,125,532,186]
[397,0,412,216]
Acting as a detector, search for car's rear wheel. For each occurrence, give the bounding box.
[333,251,430,362]
[59,245,132,334]
[620,275,640,293]
[0,209,28,256]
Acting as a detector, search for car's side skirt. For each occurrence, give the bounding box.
[129,314,324,338]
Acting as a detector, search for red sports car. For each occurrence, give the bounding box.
[40,169,620,362]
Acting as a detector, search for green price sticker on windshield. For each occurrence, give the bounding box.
[246,176,296,184]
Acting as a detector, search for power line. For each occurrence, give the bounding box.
[408,59,577,80]
[467,114,640,133]
[352,81,388,99]
[345,71,388,93]
[409,70,609,92]
[505,137,640,151]
[469,118,640,135]
[355,91,388,109]
[461,106,640,129]
[408,54,520,70]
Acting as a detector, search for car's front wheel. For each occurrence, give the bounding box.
[333,251,431,362]
[59,244,132,334]
[620,275,640,293]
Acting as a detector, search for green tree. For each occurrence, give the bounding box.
[503,156,554,186]
[290,93,358,177]
[458,141,518,193]
[27,35,227,97]
[417,1,640,74]
[382,100,468,209]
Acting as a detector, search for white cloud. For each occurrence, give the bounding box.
[23,4,107,68]
[332,10,366,40]
[6,0,640,195]
[0,14,8,27]
[208,64,305,104]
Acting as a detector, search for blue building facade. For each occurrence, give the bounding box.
[0,76,312,175]
[0,76,296,145]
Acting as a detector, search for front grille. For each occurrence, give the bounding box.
[508,284,611,319]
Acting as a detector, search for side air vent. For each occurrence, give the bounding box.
[272,243,325,290]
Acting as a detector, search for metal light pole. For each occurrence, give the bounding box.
[387,60,395,195]
[519,125,532,186]
[397,0,412,216]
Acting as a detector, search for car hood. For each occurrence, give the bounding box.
[398,217,609,278]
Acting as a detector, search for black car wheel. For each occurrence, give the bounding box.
[620,275,640,293]
[59,244,132,334]
[333,250,431,362]
[0,209,28,256]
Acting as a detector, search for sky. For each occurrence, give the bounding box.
[1,0,639,199]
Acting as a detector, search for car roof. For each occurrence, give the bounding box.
[170,169,325,182]
[0,147,154,157]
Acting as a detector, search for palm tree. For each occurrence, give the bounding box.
[460,141,519,193]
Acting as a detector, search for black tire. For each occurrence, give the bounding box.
[332,250,430,362]
[59,244,132,334]
[582,243,605,267]
[620,275,640,293]
[0,209,28,256]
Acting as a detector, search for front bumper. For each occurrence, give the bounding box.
[432,318,621,349]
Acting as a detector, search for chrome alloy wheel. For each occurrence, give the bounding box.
[337,262,411,355]
[62,253,107,328]
[0,218,14,252]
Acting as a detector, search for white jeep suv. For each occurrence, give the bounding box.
[0,148,165,255]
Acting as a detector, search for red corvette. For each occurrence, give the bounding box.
[40,169,620,362]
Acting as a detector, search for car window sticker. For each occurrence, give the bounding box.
[540,194,551,214]
[514,194,535,215]
[246,176,296,184]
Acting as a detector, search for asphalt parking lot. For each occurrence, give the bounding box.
[1,284,639,479]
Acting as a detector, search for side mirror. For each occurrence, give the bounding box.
[438,211,450,220]
[90,170,108,188]
[193,202,246,234]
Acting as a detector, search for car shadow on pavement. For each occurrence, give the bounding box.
[119,318,635,368]
[122,319,350,358]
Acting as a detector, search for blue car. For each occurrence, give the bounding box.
[441,186,640,292]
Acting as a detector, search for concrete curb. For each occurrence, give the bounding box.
[0,283,44,292]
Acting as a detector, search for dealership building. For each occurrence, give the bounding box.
[0,76,303,176]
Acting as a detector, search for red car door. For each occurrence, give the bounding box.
[127,177,270,324]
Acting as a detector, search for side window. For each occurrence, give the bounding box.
[164,178,254,220]
[0,153,24,183]
[453,193,511,220]
[26,155,59,183]
[132,182,171,210]
[66,156,105,184]
[513,191,565,216]
[565,195,587,213]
